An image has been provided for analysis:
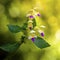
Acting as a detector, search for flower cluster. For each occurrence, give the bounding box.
[7,8,50,50]
[26,8,45,42]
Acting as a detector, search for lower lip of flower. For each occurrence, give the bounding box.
[29,15,34,18]
[41,32,44,37]
[37,13,40,16]
[31,38,35,42]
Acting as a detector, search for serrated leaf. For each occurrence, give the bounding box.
[0,42,21,53]
[34,37,50,49]
[7,25,22,33]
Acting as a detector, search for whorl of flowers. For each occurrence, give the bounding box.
[26,8,45,42]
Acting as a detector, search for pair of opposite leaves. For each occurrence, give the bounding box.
[0,22,50,53]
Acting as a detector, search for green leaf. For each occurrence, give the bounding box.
[33,19,36,28]
[7,25,22,33]
[22,23,28,30]
[0,42,21,53]
[34,37,50,49]
[0,36,24,53]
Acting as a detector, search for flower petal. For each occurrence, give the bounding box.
[29,15,34,18]
[41,32,44,37]
[37,13,40,16]
[31,38,35,42]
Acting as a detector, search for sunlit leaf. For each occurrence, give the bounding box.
[34,37,50,49]
[7,25,22,33]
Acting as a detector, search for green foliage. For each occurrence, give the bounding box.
[33,19,36,28]
[34,37,50,49]
[22,23,28,30]
[0,36,25,60]
[0,42,21,53]
[7,25,22,33]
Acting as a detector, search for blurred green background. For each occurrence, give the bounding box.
[0,0,60,60]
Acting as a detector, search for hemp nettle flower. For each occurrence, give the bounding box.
[28,23,33,30]
[34,11,41,17]
[28,20,34,30]
[31,37,35,42]
[28,35,37,42]
[26,12,34,19]
[30,30,35,34]
[27,8,45,43]
[41,32,44,37]
[38,30,44,37]
[40,25,46,28]
[26,9,41,19]
[29,15,34,18]
[28,20,33,23]
[31,36,37,42]
[37,13,40,16]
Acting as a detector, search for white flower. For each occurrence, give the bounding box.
[38,30,43,33]
[28,20,33,23]
[38,30,44,37]
[34,36,37,38]
[28,36,32,39]
[28,35,37,39]
[40,25,46,28]
[30,30,36,33]
[26,14,31,17]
